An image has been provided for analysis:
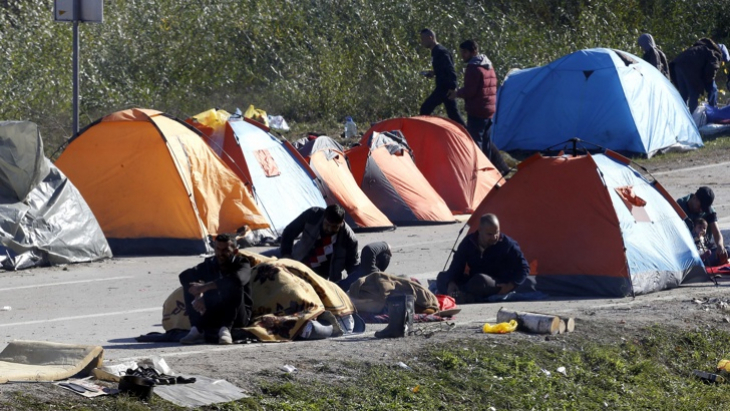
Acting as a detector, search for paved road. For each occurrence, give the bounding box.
[0,161,728,366]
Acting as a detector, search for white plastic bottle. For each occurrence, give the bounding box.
[344,116,357,140]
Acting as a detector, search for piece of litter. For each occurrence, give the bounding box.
[557,366,567,377]
[0,306,10,311]
[540,369,551,377]
[693,299,704,305]
[412,385,420,393]
[280,365,297,373]
[396,362,411,370]
[487,407,497,411]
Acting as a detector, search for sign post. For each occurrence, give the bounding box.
[54,0,103,137]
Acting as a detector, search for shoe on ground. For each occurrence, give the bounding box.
[180,326,205,345]
[218,327,233,345]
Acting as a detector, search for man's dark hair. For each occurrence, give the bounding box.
[324,204,346,224]
[460,39,478,53]
[420,28,435,38]
[693,217,708,227]
[215,233,233,243]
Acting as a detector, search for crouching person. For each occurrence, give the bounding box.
[179,234,252,345]
[437,214,530,303]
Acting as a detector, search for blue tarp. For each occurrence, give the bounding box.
[492,48,703,157]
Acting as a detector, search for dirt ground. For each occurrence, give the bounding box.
[0,150,729,404]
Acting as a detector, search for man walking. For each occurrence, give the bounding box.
[419,29,465,127]
[449,39,510,175]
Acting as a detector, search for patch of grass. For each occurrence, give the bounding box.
[7,325,730,410]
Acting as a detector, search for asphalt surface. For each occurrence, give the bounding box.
[0,160,728,369]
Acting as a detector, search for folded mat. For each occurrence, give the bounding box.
[0,340,103,383]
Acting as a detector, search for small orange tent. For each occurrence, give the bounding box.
[297,136,394,230]
[347,131,454,225]
[465,151,704,296]
[55,109,269,255]
[365,116,502,214]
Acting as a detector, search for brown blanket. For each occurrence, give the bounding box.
[348,272,439,314]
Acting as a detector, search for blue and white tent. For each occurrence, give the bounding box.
[225,119,326,234]
[492,48,703,157]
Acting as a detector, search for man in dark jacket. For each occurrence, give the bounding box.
[279,204,360,282]
[638,33,670,79]
[437,214,530,303]
[418,29,465,127]
[677,186,728,264]
[670,38,722,113]
[448,39,510,176]
[179,234,252,345]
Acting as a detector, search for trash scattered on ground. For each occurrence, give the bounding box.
[396,361,411,371]
[556,366,568,377]
[482,319,518,334]
[497,308,576,335]
[540,368,551,377]
[280,365,297,374]
[694,370,726,384]
[412,385,420,393]
[54,377,118,398]
[154,375,249,408]
[1,306,11,311]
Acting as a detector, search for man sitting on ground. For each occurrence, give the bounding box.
[437,213,530,303]
[677,186,728,264]
[179,234,252,345]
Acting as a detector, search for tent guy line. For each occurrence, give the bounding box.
[0,276,134,293]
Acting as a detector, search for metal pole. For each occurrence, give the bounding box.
[72,0,79,136]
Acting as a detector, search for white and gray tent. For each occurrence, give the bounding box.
[0,121,111,270]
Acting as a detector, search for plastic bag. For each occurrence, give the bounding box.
[244,105,270,127]
[268,115,290,131]
[482,319,518,334]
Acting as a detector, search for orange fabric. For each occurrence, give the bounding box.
[254,149,281,177]
[615,186,650,223]
[467,154,629,278]
[364,116,501,214]
[369,145,453,222]
[150,115,269,234]
[309,150,392,228]
[55,110,268,242]
[347,135,453,223]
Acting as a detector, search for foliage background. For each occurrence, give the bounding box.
[1,0,729,153]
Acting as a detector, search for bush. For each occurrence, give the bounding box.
[1,0,728,155]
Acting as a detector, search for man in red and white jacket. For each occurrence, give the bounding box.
[449,39,509,175]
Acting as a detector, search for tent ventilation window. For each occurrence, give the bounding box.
[615,186,651,223]
[612,50,638,66]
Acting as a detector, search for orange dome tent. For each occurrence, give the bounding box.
[465,150,704,297]
[347,131,454,225]
[365,116,502,214]
[297,136,394,230]
[55,109,269,255]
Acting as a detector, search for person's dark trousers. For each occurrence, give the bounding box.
[337,242,392,291]
[467,116,510,176]
[420,88,466,127]
[179,269,248,332]
[674,66,700,113]
[435,271,501,303]
[709,80,718,107]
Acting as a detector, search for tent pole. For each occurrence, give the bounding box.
[442,223,468,272]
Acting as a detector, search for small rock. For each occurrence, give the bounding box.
[693,299,704,305]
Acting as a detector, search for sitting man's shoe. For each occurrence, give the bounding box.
[180,326,205,345]
[218,327,233,345]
